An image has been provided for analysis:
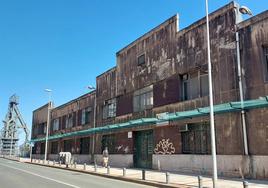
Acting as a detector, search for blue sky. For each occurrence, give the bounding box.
[0,0,266,142]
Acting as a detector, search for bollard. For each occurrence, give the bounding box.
[53,160,55,166]
[59,161,61,167]
[243,181,249,188]
[142,170,146,180]
[94,164,97,172]
[107,166,110,174]
[74,162,77,169]
[47,160,49,165]
[198,176,203,188]
[166,172,170,184]
[42,160,45,164]
[123,168,126,177]
[83,163,86,170]
[38,159,40,163]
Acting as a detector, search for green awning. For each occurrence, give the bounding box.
[31,96,268,143]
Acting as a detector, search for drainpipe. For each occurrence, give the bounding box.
[234,5,249,155]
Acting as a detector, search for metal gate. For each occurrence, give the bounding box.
[133,130,153,169]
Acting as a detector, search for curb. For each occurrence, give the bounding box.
[25,162,190,188]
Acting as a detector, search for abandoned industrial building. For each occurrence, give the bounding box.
[31,2,268,179]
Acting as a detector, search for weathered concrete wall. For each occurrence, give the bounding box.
[153,155,268,179]
[50,92,95,135]
[238,11,268,155]
[96,67,117,127]
[32,103,50,139]
[239,10,268,99]
[94,154,133,168]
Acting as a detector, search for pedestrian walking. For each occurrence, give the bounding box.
[102,147,109,168]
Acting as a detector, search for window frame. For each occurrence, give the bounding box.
[262,45,268,82]
[137,53,146,66]
[181,122,211,154]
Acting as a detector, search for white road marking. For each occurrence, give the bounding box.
[0,163,80,188]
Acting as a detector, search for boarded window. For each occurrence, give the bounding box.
[80,137,90,154]
[51,141,58,154]
[263,46,268,81]
[137,54,145,66]
[133,85,153,112]
[181,122,211,154]
[101,134,116,154]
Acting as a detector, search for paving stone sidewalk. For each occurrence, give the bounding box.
[20,158,268,188]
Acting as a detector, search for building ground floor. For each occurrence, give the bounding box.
[31,108,268,180]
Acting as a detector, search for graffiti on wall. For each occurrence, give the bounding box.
[154,138,175,155]
[116,145,130,154]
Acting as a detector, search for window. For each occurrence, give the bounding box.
[133,85,153,112]
[40,143,45,154]
[66,114,73,129]
[137,54,145,66]
[82,107,91,125]
[52,118,59,131]
[182,72,209,100]
[181,122,211,154]
[263,46,268,81]
[103,98,116,119]
[101,134,116,154]
[51,141,58,154]
[80,137,90,154]
[63,139,73,153]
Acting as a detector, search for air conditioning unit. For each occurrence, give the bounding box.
[156,112,168,120]
[179,124,188,132]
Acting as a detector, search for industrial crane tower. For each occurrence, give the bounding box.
[0,95,29,156]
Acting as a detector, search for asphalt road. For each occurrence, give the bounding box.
[0,158,154,188]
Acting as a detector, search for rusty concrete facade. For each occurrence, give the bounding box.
[31,2,268,179]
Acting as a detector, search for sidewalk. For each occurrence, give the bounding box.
[20,158,268,188]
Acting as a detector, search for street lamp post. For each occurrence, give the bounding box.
[205,0,217,187]
[44,89,52,161]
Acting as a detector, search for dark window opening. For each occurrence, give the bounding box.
[181,122,211,154]
[51,141,58,154]
[40,143,45,154]
[263,46,268,81]
[138,54,145,66]
[63,139,73,153]
[80,137,90,154]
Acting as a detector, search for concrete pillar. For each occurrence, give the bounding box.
[83,163,86,170]
[74,162,77,169]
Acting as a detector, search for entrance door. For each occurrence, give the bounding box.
[134,130,153,169]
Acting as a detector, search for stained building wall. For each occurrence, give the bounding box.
[238,11,268,155]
